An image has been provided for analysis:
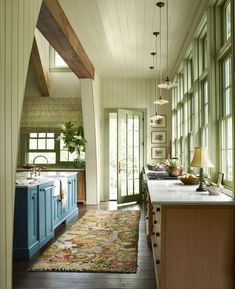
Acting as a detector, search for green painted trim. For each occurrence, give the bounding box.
[103,108,147,202]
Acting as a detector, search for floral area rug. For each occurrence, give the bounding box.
[29,210,140,273]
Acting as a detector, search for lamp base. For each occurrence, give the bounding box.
[195,168,207,192]
[196,186,207,192]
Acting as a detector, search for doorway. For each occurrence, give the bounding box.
[106,109,145,204]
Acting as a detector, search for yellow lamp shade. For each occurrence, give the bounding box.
[190,147,214,168]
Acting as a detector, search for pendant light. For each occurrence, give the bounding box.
[149,49,164,122]
[153,26,169,105]
[157,0,177,89]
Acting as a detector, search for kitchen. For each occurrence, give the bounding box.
[1,0,235,289]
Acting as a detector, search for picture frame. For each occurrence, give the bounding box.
[217,172,224,185]
[151,147,166,159]
[151,115,166,128]
[151,131,166,144]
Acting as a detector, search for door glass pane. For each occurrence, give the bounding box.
[109,113,118,200]
[119,114,127,197]
[128,179,133,196]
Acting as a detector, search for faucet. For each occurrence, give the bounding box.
[32,155,49,176]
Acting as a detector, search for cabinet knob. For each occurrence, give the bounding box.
[156,232,160,237]
[68,181,72,185]
[146,217,149,220]
[152,212,155,215]
[152,232,155,235]
[154,243,157,247]
[156,207,160,212]
[32,193,36,200]
[154,220,157,224]
[156,260,160,265]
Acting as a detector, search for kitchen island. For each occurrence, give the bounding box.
[14,171,78,259]
[145,177,235,289]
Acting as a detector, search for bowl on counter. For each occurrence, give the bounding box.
[206,184,223,195]
[179,175,199,185]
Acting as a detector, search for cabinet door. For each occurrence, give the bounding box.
[67,175,77,211]
[28,187,39,247]
[38,182,54,248]
[52,195,66,228]
[77,171,86,203]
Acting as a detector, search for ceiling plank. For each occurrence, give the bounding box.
[37,0,95,79]
[31,34,50,97]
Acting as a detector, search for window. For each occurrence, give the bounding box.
[50,47,71,72]
[201,80,208,147]
[219,55,232,183]
[224,1,231,42]
[27,133,56,164]
[54,51,68,68]
[24,131,80,166]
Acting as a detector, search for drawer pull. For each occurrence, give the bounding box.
[40,185,56,192]
[156,260,160,265]
[154,220,157,224]
[154,243,157,247]
[156,232,160,237]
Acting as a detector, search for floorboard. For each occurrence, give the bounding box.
[13,202,156,289]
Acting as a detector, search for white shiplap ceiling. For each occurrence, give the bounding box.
[59,0,209,79]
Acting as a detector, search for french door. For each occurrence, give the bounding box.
[108,109,144,204]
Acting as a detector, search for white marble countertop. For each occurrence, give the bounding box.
[147,179,235,205]
[15,171,77,188]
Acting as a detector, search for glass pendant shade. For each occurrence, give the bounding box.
[154,96,169,105]
[158,76,177,89]
[157,0,177,90]
[150,112,164,122]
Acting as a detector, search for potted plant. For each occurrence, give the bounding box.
[166,158,183,177]
[56,122,86,169]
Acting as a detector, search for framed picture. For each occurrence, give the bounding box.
[151,115,166,128]
[151,147,166,159]
[151,131,166,144]
[217,172,224,185]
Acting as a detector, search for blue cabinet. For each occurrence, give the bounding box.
[14,174,78,259]
[13,181,54,259]
[52,174,78,228]
[14,186,40,259]
[67,175,77,211]
[38,182,54,248]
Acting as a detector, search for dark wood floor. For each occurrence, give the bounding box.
[13,202,156,289]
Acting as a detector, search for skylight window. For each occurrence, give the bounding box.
[54,51,68,68]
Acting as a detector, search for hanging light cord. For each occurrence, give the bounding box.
[166,0,169,79]
[159,3,163,97]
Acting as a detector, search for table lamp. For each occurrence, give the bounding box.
[190,147,214,192]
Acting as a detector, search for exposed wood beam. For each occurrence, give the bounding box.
[31,31,50,97]
[37,0,95,79]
